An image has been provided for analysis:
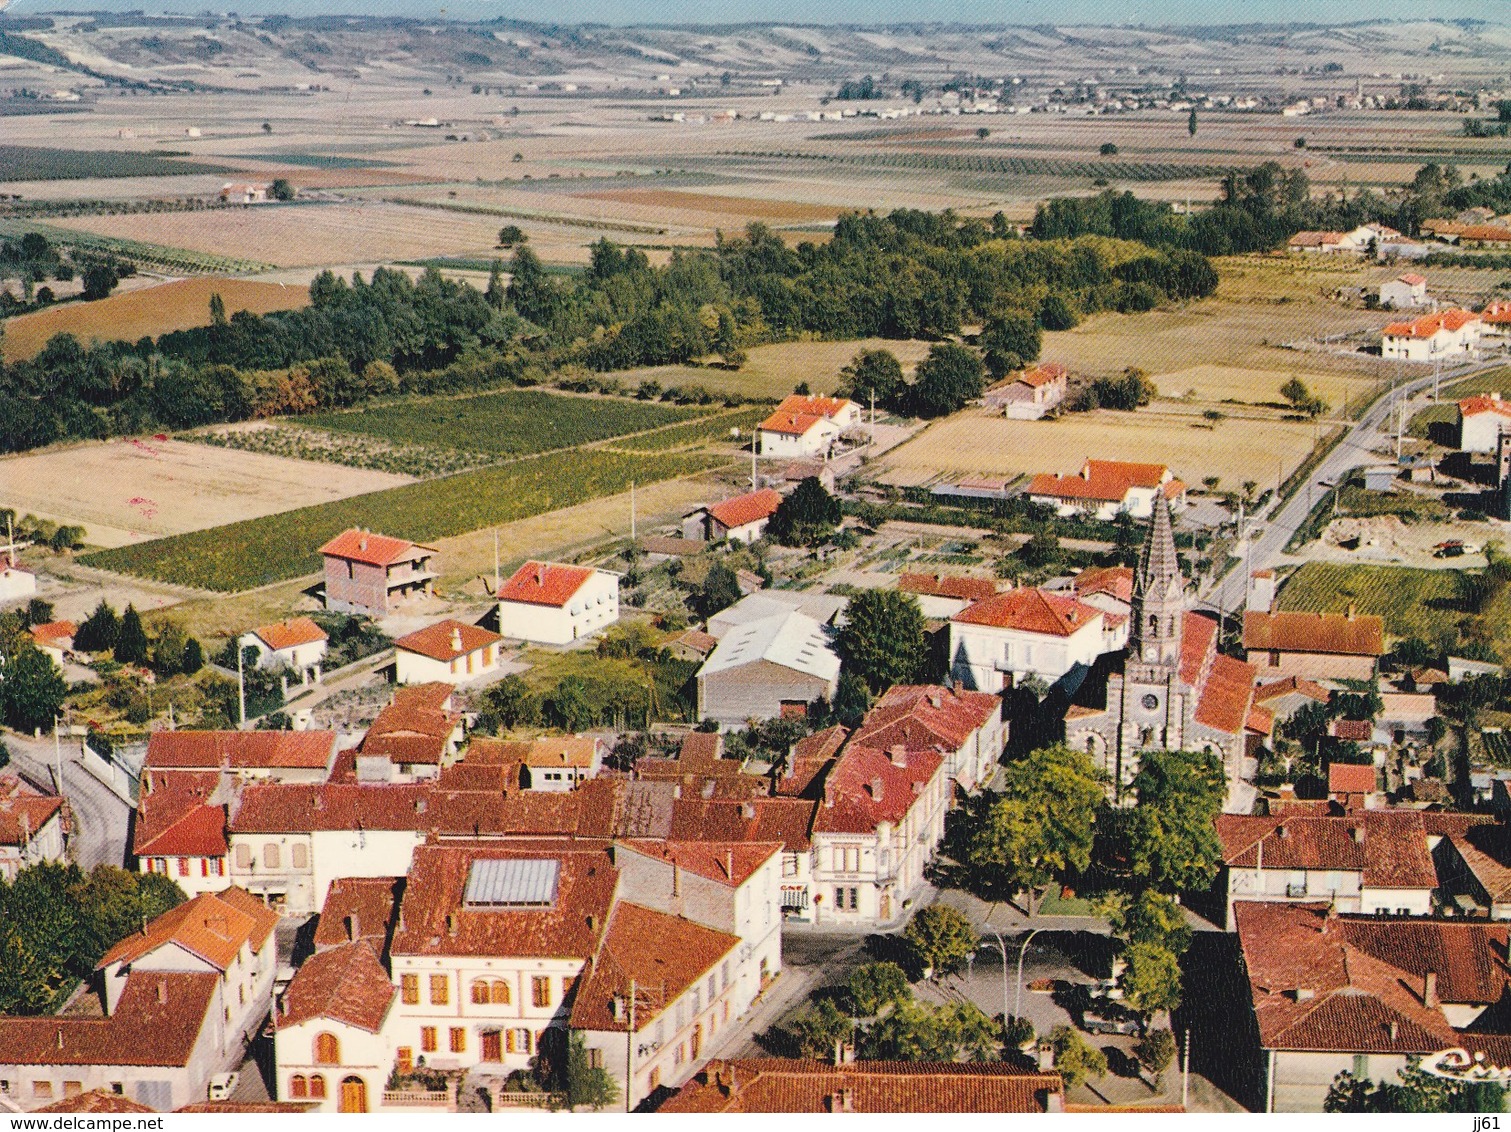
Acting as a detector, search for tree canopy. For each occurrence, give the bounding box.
[768,476,842,547]
[1126,748,1225,893]
[903,903,979,976]
[836,589,927,693]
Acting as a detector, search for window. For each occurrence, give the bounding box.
[649,1067,661,1092]
[507,1029,532,1054]
[531,976,551,1008]
[782,855,798,878]
[264,842,280,869]
[835,846,860,873]
[471,980,491,1005]
[314,1032,341,1065]
[396,1048,413,1075]
[429,974,449,1006]
[450,1027,466,1054]
[109,1083,123,1095]
[63,1081,82,1099]
[721,962,729,991]
[421,1027,437,1053]
[290,1076,308,1099]
[707,973,717,1000]
[309,1075,326,1100]
[292,843,309,869]
[33,1082,53,1101]
[834,886,858,911]
[588,1048,604,1070]
[674,1043,686,1067]
[177,857,190,878]
[401,974,420,1005]
[234,845,251,869]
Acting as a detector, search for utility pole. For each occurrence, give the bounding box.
[625,978,637,1114]
[750,440,758,492]
[1013,927,1043,1021]
[630,480,636,542]
[53,715,63,797]
[493,529,500,594]
[1182,1028,1191,1109]
[869,389,876,449]
[236,643,246,728]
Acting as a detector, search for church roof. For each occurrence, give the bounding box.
[1135,494,1181,598]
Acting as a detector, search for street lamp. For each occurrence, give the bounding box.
[1014,928,1044,1022]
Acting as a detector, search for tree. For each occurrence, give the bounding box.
[0,642,66,734]
[261,121,272,133]
[1326,1065,1508,1113]
[209,291,227,326]
[838,348,905,409]
[485,259,507,310]
[1279,376,1327,418]
[835,589,926,693]
[269,178,295,201]
[1051,1026,1108,1088]
[846,961,912,1016]
[497,224,527,246]
[181,638,204,675]
[978,313,1041,379]
[903,903,979,976]
[74,600,119,653]
[909,342,987,417]
[1103,889,1192,957]
[1119,940,1183,1017]
[1038,292,1079,331]
[564,1031,619,1111]
[1135,1028,1177,1090]
[483,674,540,730]
[114,604,148,666]
[150,621,187,676]
[81,262,119,301]
[1100,142,1119,155]
[1187,107,1198,136]
[783,998,854,1059]
[545,676,594,731]
[697,561,743,618]
[767,477,841,547]
[24,600,53,628]
[860,999,998,1061]
[829,671,872,728]
[1126,748,1225,893]
[964,744,1102,912]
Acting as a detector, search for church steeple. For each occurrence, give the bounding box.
[1131,493,1186,667]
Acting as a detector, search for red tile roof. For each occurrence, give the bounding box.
[952,588,1102,636]
[249,617,327,651]
[522,736,602,769]
[1253,675,1330,706]
[0,784,64,849]
[617,840,780,887]
[1028,459,1169,504]
[1193,653,1258,736]
[1073,565,1134,604]
[851,684,999,757]
[758,409,827,437]
[1398,273,1427,286]
[1460,225,1511,243]
[1245,706,1274,737]
[1016,362,1067,389]
[1179,611,1219,686]
[360,696,461,766]
[813,743,943,834]
[1288,230,1346,247]
[669,797,818,852]
[98,887,277,972]
[1382,309,1479,338]
[1243,610,1385,658]
[230,783,435,834]
[1330,719,1374,742]
[707,489,783,531]
[146,730,337,771]
[897,573,999,602]
[36,1091,157,1113]
[1459,395,1511,420]
[277,940,395,1033]
[1329,763,1377,794]
[496,560,595,608]
[393,618,502,662]
[570,901,742,1033]
[318,528,431,567]
[133,771,226,859]
[662,1060,1064,1113]
[772,394,852,420]
[666,627,717,657]
[27,620,76,647]
[313,877,402,951]
[393,682,455,712]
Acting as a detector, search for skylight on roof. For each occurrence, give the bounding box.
[464,858,560,908]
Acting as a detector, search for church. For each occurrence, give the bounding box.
[1065,495,1267,810]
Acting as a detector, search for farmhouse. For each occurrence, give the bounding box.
[682,488,783,543]
[1456,393,1511,452]
[982,362,1068,419]
[0,777,66,881]
[1458,225,1511,249]
[1027,459,1186,521]
[238,618,328,683]
[1242,608,1384,681]
[495,560,619,645]
[1372,273,1428,310]
[219,182,269,204]
[1381,309,1481,361]
[950,588,1124,691]
[696,610,840,729]
[1286,230,1346,254]
[392,619,503,686]
[320,529,438,618]
[756,395,860,459]
[1337,223,1400,253]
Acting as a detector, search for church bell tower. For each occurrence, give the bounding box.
[1130,494,1185,667]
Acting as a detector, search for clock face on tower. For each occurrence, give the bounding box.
[1141,693,1159,711]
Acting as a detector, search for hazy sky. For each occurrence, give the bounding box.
[13,0,1511,22]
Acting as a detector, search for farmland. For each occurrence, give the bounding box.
[0,218,275,276]
[620,337,938,401]
[82,448,720,591]
[0,146,230,181]
[605,406,767,452]
[1,278,311,362]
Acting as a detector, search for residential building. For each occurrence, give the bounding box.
[25,621,76,668]
[219,182,269,204]
[274,941,396,1113]
[667,798,819,925]
[0,777,65,881]
[1456,393,1511,453]
[895,573,1000,620]
[319,529,438,617]
[393,620,504,686]
[1458,225,1511,249]
[982,362,1068,419]
[1214,810,1486,928]
[519,736,605,792]
[756,395,860,459]
[1235,901,1511,1112]
[238,618,328,684]
[357,684,465,782]
[1374,273,1428,310]
[695,610,840,729]
[949,588,1124,691]
[133,770,230,895]
[1027,459,1186,521]
[663,628,717,662]
[1072,565,1134,621]
[1242,609,1384,681]
[1251,676,1330,726]
[705,592,847,639]
[145,731,339,786]
[0,551,36,605]
[850,684,1005,795]
[662,1060,1066,1113]
[1287,231,1346,254]
[495,560,619,645]
[682,489,783,543]
[1381,309,1481,361]
[1327,762,1381,811]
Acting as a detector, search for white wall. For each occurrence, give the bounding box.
[949,616,1110,692]
[498,571,619,645]
[395,644,500,686]
[276,1016,390,1113]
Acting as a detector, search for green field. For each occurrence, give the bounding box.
[0,219,274,275]
[0,145,231,181]
[1409,367,1511,441]
[83,448,719,592]
[606,406,766,451]
[303,390,708,458]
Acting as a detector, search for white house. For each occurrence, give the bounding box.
[25,621,76,668]
[1382,309,1481,361]
[1027,459,1186,521]
[519,736,605,791]
[695,610,841,729]
[238,618,328,684]
[0,555,36,605]
[392,619,504,685]
[274,941,396,1113]
[982,362,1068,420]
[949,588,1125,692]
[850,684,1006,795]
[1374,273,1428,310]
[0,777,66,881]
[895,573,1000,620]
[756,395,860,459]
[133,770,230,896]
[1338,222,1400,253]
[682,489,783,544]
[1456,393,1511,453]
[496,561,619,645]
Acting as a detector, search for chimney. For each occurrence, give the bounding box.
[741,802,756,820]
[725,849,734,880]
[823,783,835,809]
[358,534,368,552]
[833,1040,855,1066]
[889,744,908,769]
[1346,603,1357,622]
[611,995,624,1022]
[56,1028,64,1050]
[1353,826,1365,844]
[701,780,716,799]
[829,1089,855,1113]
[1279,825,1290,839]
[1389,1021,1400,1041]
[1293,987,1314,1001]
[157,979,167,1005]
[870,776,884,802]
[346,913,360,943]
[586,914,598,932]
[1425,971,1439,1009]
[928,690,942,709]
[446,912,458,936]
[450,626,463,654]
[536,562,545,587]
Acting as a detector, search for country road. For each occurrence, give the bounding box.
[1200,356,1502,615]
[4,729,131,872]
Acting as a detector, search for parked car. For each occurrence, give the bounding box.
[1082,1001,1139,1035]
[208,1072,240,1102]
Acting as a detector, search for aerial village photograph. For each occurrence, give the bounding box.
[3,0,1511,1119]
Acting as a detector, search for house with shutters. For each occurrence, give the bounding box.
[133,770,230,895]
[495,560,619,645]
[756,395,860,459]
[1381,309,1481,361]
[682,489,784,544]
[1027,459,1186,521]
[319,529,438,617]
[393,619,504,686]
[0,777,66,882]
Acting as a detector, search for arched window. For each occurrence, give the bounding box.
[471,980,490,1005]
[308,1075,327,1100]
[1148,615,1159,636]
[289,1075,308,1099]
[490,980,511,1005]
[264,843,280,869]
[314,1032,341,1066]
[291,843,308,869]
[234,845,251,869]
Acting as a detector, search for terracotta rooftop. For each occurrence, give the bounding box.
[953,588,1103,636]
[27,619,76,647]
[814,743,943,835]
[0,783,64,849]
[1243,609,1385,658]
[522,736,602,769]
[851,684,999,758]
[617,840,781,887]
[897,573,999,602]
[319,528,431,568]
[665,627,717,657]
[1179,611,1219,686]
[36,1091,156,1114]
[146,730,337,772]
[277,940,395,1034]
[757,409,827,437]
[360,695,461,766]
[98,887,276,973]
[1253,675,1331,706]
[706,489,783,531]
[1028,459,1170,503]
[393,618,502,662]
[1382,308,1479,338]
[248,617,327,652]
[132,770,226,859]
[1073,565,1134,604]
[669,796,818,852]
[1329,763,1378,795]
[662,1060,1065,1114]
[496,560,596,608]
[771,394,852,420]
[1459,395,1511,420]
[1015,362,1067,388]
[230,783,435,834]
[1330,719,1374,742]
[1193,653,1258,737]
[313,877,403,952]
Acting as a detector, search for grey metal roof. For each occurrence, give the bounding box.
[464,857,560,907]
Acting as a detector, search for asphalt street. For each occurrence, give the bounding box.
[5,729,131,871]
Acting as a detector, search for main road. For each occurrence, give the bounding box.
[1201,356,1500,615]
[4,729,131,872]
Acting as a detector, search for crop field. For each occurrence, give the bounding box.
[303,390,707,458]
[714,149,1235,182]
[0,145,231,181]
[0,437,410,548]
[82,448,721,591]
[1152,364,1384,412]
[605,406,767,452]
[189,423,497,479]
[1,278,311,361]
[877,406,1325,491]
[0,218,275,276]
[570,188,841,223]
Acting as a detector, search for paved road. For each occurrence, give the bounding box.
[1201,357,1501,615]
[4,729,131,871]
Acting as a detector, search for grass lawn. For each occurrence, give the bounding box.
[1037,889,1099,916]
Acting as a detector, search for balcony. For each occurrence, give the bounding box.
[381,1089,454,1110]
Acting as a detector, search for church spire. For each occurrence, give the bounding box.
[1131,493,1186,667]
[1136,491,1180,596]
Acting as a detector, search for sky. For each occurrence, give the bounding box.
[11,0,1511,22]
